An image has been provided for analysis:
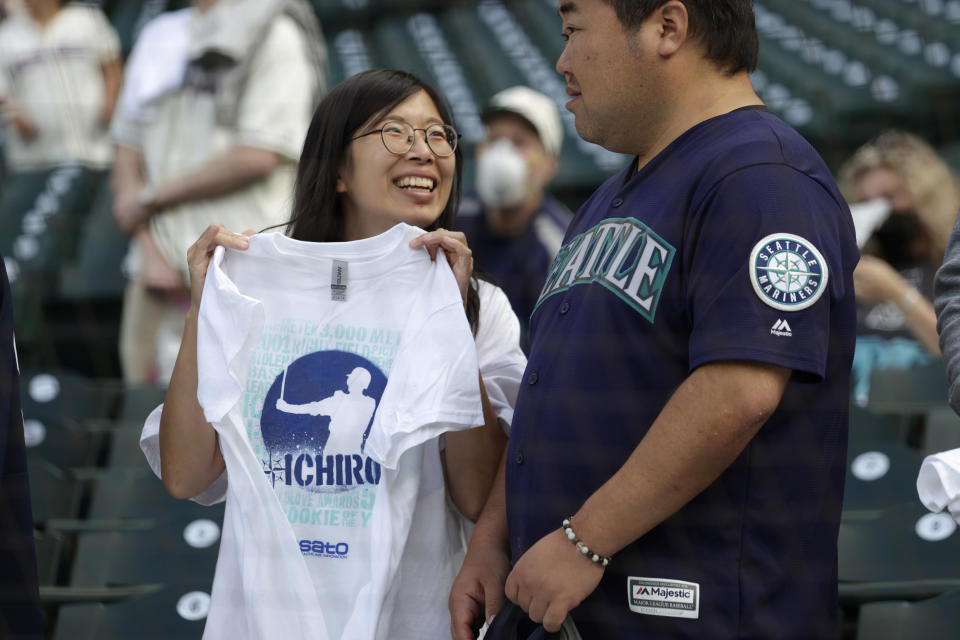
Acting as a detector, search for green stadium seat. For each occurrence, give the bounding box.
[116,384,166,423]
[848,404,911,449]
[87,469,216,522]
[23,413,102,471]
[855,588,960,639]
[102,426,148,470]
[69,514,222,589]
[20,370,119,425]
[843,443,924,514]
[34,531,66,587]
[838,503,960,605]
[53,583,210,640]
[865,363,950,414]
[28,459,84,527]
[56,175,127,303]
[0,170,50,257]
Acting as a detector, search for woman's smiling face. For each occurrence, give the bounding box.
[338,90,456,240]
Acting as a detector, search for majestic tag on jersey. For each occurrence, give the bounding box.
[749,233,828,311]
[331,260,348,302]
[628,577,700,619]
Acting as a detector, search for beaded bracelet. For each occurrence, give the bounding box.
[562,518,611,568]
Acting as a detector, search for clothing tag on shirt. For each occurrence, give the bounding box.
[627,577,700,619]
[331,260,348,302]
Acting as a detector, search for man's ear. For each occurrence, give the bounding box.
[656,0,690,58]
[336,176,347,193]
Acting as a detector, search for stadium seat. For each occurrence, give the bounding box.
[920,406,960,458]
[20,369,119,425]
[855,588,960,639]
[843,442,924,514]
[34,531,66,587]
[52,583,211,640]
[28,458,84,527]
[102,426,150,470]
[838,503,960,604]
[69,513,223,589]
[865,363,950,414]
[23,412,102,471]
[56,176,127,303]
[86,469,217,522]
[0,169,50,257]
[848,404,910,449]
[3,167,105,273]
[115,384,167,424]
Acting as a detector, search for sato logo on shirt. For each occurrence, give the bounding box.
[628,577,699,619]
[300,539,350,559]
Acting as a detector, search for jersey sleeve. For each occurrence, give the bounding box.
[87,7,121,62]
[365,259,484,469]
[234,15,315,160]
[475,280,527,432]
[686,164,853,381]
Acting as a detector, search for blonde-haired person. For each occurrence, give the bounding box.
[837,131,959,403]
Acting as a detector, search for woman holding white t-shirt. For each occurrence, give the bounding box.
[142,69,526,639]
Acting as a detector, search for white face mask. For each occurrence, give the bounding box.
[475,139,529,209]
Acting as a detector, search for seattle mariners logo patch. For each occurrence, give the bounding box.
[749,233,828,311]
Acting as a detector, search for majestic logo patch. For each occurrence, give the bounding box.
[770,318,793,337]
[749,233,828,311]
[628,577,699,619]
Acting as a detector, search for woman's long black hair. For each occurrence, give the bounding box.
[285,69,479,333]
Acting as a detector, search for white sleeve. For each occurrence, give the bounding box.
[365,259,485,469]
[137,246,262,506]
[139,403,228,505]
[87,7,121,62]
[475,280,527,433]
[234,15,315,160]
[196,247,265,424]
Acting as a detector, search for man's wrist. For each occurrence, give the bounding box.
[138,183,158,210]
[561,517,611,568]
[898,286,922,311]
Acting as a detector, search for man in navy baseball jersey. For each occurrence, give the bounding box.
[450,1,858,639]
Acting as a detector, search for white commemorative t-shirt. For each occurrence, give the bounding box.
[141,223,528,640]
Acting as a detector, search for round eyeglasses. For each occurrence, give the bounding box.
[351,120,460,157]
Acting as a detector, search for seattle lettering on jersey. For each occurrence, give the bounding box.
[535,217,676,322]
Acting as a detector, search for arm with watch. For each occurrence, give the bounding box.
[111,143,283,236]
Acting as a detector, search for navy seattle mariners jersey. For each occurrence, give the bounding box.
[504,108,858,639]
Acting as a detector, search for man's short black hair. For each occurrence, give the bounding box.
[601,0,758,74]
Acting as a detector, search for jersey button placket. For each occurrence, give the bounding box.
[559,301,571,315]
[612,197,624,208]
[528,372,539,385]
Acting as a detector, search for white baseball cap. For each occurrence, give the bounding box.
[482,86,563,156]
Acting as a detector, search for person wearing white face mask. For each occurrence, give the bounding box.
[457,87,573,350]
